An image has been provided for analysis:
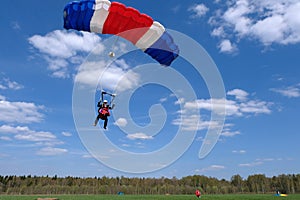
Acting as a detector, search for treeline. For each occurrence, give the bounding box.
[0,174,299,195]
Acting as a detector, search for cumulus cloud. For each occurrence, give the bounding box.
[227,89,249,101]
[0,125,67,156]
[0,98,44,124]
[172,88,272,133]
[211,26,225,37]
[270,84,300,98]
[29,30,140,91]
[173,114,220,132]
[218,39,237,53]
[114,118,128,127]
[0,125,56,142]
[75,59,140,92]
[209,0,300,52]
[29,30,101,58]
[29,30,103,78]
[185,97,271,117]
[189,4,209,18]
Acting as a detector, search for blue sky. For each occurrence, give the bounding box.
[0,0,300,180]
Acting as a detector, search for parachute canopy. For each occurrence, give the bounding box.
[63,0,179,66]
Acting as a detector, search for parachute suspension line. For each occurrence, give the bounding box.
[108,36,120,58]
[100,90,116,108]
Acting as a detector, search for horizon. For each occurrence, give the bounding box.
[0,0,300,180]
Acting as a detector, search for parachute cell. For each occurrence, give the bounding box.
[63,0,179,66]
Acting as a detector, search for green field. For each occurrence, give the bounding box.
[0,194,299,200]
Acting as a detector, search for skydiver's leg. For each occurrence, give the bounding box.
[103,116,108,129]
[94,115,100,126]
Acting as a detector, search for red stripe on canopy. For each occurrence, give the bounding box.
[103,2,153,44]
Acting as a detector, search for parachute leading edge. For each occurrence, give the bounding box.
[63,0,179,66]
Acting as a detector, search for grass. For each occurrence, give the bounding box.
[0,194,299,200]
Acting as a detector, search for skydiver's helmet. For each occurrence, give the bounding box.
[103,100,108,103]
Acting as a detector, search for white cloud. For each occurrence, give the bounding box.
[256,158,275,162]
[172,114,220,131]
[270,84,300,98]
[250,14,286,45]
[221,123,241,137]
[223,0,252,36]
[174,97,185,105]
[29,30,101,58]
[0,98,44,123]
[0,136,12,141]
[227,89,249,101]
[232,150,246,154]
[0,125,56,142]
[196,165,225,173]
[189,4,209,18]
[0,125,67,156]
[203,96,269,116]
[75,59,140,92]
[172,88,272,133]
[239,161,263,167]
[221,129,240,137]
[36,147,68,156]
[114,118,128,127]
[239,100,272,114]
[218,39,237,53]
[6,80,23,90]
[29,30,141,91]
[62,131,72,137]
[29,30,103,78]
[82,154,93,158]
[211,27,225,37]
[0,78,23,90]
[126,132,153,140]
[227,89,272,115]
[159,97,168,103]
[209,0,300,52]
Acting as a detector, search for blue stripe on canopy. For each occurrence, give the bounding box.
[63,0,95,32]
[145,31,179,66]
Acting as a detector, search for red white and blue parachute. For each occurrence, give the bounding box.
[63,0,179,66]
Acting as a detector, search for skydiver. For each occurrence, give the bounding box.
[93,99,113,129]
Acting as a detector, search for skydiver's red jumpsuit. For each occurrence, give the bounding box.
[94,102,111,129]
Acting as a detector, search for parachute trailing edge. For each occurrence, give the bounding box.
[63,0,179,66]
